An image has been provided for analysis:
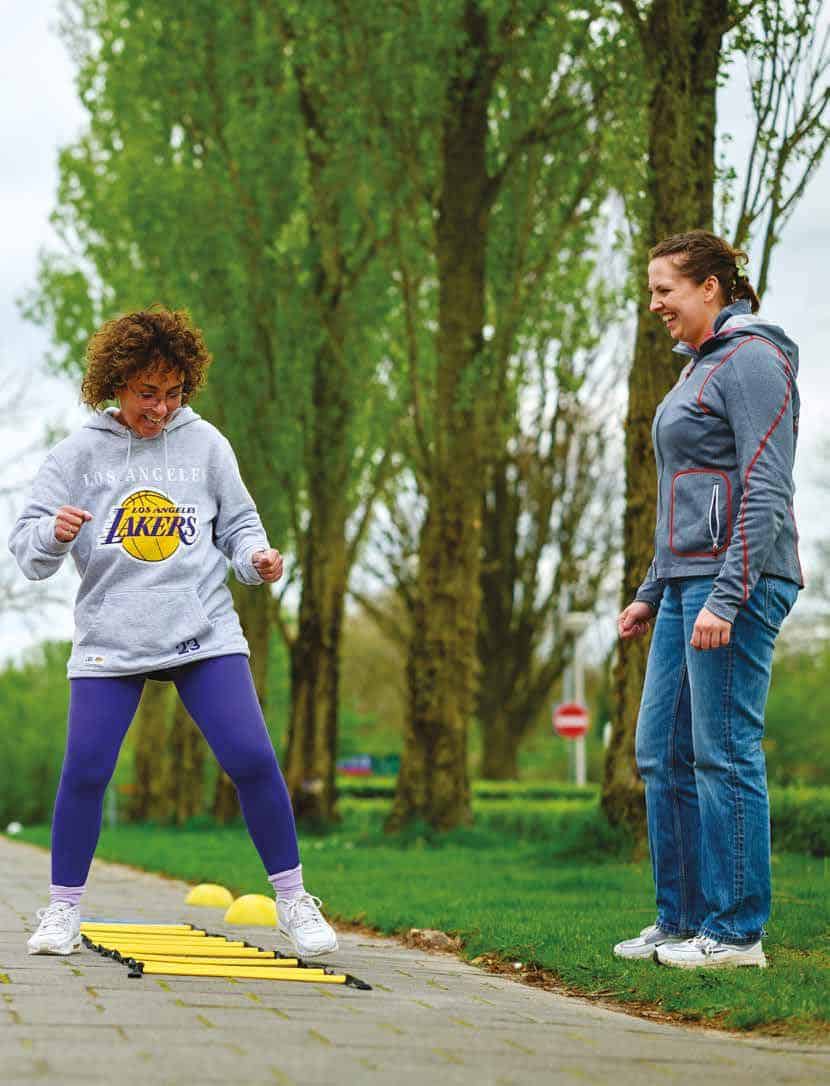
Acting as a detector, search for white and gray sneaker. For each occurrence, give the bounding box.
[277,893,338,958]
[656,934,767,969]
[27,902,82,955]
[613,924,688,960]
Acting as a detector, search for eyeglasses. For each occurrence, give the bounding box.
[126,383,184,408]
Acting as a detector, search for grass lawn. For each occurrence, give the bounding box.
[14,809,828,1039]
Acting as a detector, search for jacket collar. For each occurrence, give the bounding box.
[671,300,752,361]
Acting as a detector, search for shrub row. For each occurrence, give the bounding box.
[332,790,830,858]
[336,775,600,802]
[770,787,830,857]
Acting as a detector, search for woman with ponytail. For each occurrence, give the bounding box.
[614,230,803,969]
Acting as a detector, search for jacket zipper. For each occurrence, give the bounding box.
[708,483,720,551]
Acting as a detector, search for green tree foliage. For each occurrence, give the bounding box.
[268,5,402,822]
[0,643,70,826]
[765,644,830,786]
[334,0,637,824]
[25,0,398,822]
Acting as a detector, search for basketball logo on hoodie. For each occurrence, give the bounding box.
[98,488,199,561]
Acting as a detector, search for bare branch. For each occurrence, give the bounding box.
[391,209,433,479]
[730,2,830,295]
[728,0,762,32]
[346,444,399,571]
[485,98,593,207]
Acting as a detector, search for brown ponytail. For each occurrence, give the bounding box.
[649,230,761,313]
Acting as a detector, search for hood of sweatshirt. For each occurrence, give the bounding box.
[672,300,800,376]
[82,405,203,485]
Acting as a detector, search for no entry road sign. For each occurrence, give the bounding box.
[553,701,589,739]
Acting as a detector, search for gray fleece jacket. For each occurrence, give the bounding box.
[635,300,803,623]
[9,406,269,677]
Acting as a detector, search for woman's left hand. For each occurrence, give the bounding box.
[252,548,284,583]
[690,607,732,651]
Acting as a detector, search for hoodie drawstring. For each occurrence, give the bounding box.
[123,429,132,483]
[121,426,170,491]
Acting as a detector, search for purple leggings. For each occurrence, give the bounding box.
[52,654,299,886]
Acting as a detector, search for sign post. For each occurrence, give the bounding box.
[558,612,593,786]
[553,701,590,786]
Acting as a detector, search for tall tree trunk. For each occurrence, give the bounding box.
[163,699,206,824]
[277,54,360,824]
[603,0,730,832]
[283,338,350,823]
[283,538,347,824]
[479,708,521,780]
[388,2,491,831]
[127,679,174,822]
[477,457,522,779]
[212,585,271,823]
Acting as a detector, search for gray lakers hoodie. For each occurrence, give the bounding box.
[635,300,804,623]
[9,406,270,677]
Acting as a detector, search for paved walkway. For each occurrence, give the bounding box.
[1,837,827,1085]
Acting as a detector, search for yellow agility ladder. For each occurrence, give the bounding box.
[79,922,371,989]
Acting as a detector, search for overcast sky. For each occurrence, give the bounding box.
[2,3,829,665]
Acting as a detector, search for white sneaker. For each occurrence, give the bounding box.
[277,893,338,958]
[27,902,82,955]
[656,934,767,969]
[613,924,688,960]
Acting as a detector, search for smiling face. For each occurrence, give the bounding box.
[647,255,724,349]
[115,364,185,438]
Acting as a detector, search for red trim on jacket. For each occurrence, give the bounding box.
[739,378,793,600]
[694,333,796,601]
[697,335,788,414]
[668,468,732,557]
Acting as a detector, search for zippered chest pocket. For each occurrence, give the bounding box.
[669,469,732,558]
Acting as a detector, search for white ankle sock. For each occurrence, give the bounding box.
[268,863,304,900]
[49,884,85,907]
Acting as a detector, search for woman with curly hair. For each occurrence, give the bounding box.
[10,307,338,960]
[614,232,802,969]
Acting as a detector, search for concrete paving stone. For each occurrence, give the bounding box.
[2,837,828,1086]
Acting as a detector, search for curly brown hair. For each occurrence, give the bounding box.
[81,307,213,410]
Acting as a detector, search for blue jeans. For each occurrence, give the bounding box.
[635,575,798,945]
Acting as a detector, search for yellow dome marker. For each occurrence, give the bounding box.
[184,884,235,908]
[223,894,277,926]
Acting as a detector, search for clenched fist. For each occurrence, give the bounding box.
[252,548,284,583]
[617,600,656,641]
[54,506,93,543]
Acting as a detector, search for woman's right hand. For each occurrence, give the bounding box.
[54,506,93,543]
[617,600,656,641]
